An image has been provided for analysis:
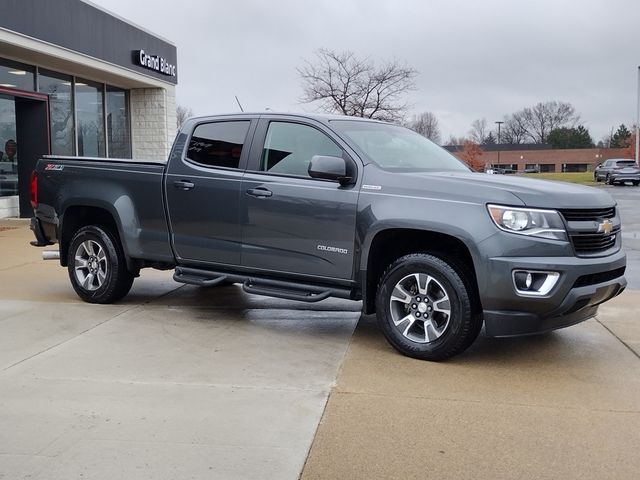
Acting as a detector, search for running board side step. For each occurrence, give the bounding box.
[173,267,229,287]
[172,266,353,302]
[242,279,331,302]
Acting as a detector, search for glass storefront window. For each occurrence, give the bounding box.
[0,96,18,197]
[75,79,105,157]
[1,58,133,161]
[38,69,74,156]
[106,87,131,158]
[0,58,35,91]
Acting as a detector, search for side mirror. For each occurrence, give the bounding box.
[308,155,352,185]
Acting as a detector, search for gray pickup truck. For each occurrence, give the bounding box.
[30,113,627,360]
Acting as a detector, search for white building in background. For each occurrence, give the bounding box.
[0,0,177,217]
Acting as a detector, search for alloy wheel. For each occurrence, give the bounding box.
[389,273,452,343]
[74,240,108,291]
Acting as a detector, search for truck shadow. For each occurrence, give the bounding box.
[354,313,585,366]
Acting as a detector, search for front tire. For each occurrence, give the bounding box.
[375,253,482,361]
[67,225,134,304]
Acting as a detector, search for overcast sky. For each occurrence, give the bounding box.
[94,0,640,143]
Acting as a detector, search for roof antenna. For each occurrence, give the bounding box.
[235,95,244,112]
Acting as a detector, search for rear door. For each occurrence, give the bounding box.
[165,118,255,266]
[240,117,360,281]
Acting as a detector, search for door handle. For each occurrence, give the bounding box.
[174,180,195,191]
[246,187,273,198]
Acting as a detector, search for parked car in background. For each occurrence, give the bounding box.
[523,166,540,174]
[594,159,639,185]
[607,164,640,186]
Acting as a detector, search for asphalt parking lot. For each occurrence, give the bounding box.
[611,185,640,288]
[1,183,639,479]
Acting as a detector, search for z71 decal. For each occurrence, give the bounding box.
[44,164,64,171]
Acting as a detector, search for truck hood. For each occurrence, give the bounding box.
[369,169,616,209]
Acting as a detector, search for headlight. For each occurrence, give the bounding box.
[487,204,567,241]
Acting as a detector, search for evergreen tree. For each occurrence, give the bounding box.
[483,131,497,145]
[610,124,632,148]
[547,125,593,149]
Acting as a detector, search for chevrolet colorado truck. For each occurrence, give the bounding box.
[29,113,627,360]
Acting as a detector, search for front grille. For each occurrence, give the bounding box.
[573,267,626,288]
[559,207,615,222]
[559,207,619,255]
[570,230,618,255]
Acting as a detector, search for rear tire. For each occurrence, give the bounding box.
[67,225,134,304]
[375,253,482,361]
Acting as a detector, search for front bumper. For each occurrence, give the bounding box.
[482,249,627,337]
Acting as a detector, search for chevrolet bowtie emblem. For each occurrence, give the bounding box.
[597,219,613,235]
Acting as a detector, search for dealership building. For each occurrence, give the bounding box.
[0,0,177,217]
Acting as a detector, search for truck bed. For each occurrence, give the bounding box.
[35,155,174,266]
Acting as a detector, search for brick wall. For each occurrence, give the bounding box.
[130,86,177,160]
[451,147,630,172]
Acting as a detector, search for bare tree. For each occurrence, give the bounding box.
[445,135,468,146]
[469,118,489,144]
[500,112,529,144]
[599,134,612,149]
[298,49,418,123]
[176,105,194,129]
[519,101,579,143]
[408,111,441,143]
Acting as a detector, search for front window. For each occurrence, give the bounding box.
[331,120,469,172]
[261,122,342,177]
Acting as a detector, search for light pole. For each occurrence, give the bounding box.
[636,66,639,165]
[495,121,504,168]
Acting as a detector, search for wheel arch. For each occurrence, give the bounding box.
[361,227,482,315]
[60,203,133,271]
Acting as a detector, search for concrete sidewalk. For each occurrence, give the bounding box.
[302,295,640,479]
[2,219,639,479]
[0,220,359,479]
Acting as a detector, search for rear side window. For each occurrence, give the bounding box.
[261,122,342,177]
[187,121,250,169]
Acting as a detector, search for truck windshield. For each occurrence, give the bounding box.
[331,120,470,172]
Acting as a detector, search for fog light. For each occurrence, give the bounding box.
[513,270,560,296]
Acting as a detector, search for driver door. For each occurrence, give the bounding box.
[240,118,360,280]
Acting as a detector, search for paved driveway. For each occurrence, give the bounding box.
[302,184,640,480]
[0,222,359,479]
[1,183,639,479]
